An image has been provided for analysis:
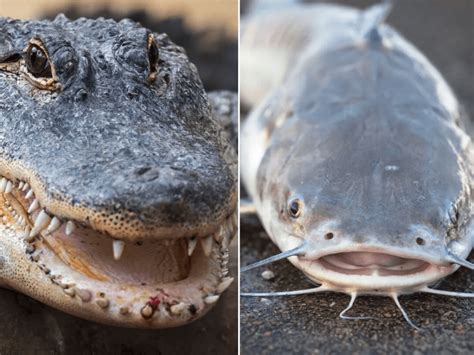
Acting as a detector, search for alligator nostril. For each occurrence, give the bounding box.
[74,88,88,102]
[325,232,334,240]
[416,237,425,246]
[136,167,151,176]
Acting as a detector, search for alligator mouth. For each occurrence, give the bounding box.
[0,175,236,326]
[299,250,456,293]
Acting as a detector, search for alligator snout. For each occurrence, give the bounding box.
[0,16,236,241]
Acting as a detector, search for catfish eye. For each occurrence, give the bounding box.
[288,198,303,218]
[26,44,52,78]
[147,34,159,82]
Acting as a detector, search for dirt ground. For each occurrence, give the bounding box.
[240,0,474,354]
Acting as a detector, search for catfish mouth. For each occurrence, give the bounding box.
[0,175,236,325]
[319,252,431,277]
[299,249,456,294]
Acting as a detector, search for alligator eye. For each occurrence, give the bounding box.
[147,34,159,82]
[26,44,52,78]
[288,198,303,218]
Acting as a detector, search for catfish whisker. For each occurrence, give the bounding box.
[241,285,328,297]
[241,242,308,272]
[339,292,374,320]
[391,293,422,331]
[446,252,474,270]
[420,286,474,298]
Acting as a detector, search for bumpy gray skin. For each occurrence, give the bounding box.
[241,3,473,298]
[0,15,235,239]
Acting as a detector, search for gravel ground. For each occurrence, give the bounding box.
[241,0,474,354]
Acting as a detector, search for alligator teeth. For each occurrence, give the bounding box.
[18,181,24,190]
[119,306,129,315]
[75,288,92,302]
[214,225,225,243]
[25,189,34,199]
[28,199,40,213]
[63,288,75,297]
[113,240,125,260]
[22,183,29,192]
[0,178,6,192]
[204,295,220,304]
[23,227,31,239]
[47,217,61,234]
[188,237,198,256]
[170,302,187,315]
[5,180,13,194]
[65,221,76,235]
[30,209,51,237]
[200,236,213,257]
[96,298,109,309]
[141,304,154,319]
[217,277,234,294]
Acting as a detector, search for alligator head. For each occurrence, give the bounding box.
[0,15,237,328]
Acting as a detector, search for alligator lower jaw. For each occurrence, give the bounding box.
[0,176,237,328]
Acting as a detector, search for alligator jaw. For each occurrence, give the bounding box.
[0,176,237,328]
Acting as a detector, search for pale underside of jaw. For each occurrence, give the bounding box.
[0,175,237,322]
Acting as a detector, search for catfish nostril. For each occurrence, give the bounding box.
[325,232,334,240]
[416,237,425,246]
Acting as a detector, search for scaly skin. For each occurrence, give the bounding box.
[0,15,237,328]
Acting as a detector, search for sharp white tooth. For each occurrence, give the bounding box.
[96,298,109,309]
[18,181,24,190]
[30,209,51,237]
[113,240,125,260]
[200,236,213,257]
[65,221,76,235]
[25,189,34,199]
[170,302,187,315]
[23,227,31,238]
[188,237,197,256]
[204,295,219,304]
[214,225,225,243]
[0,178,6,192]
[28,199,39,213]
[5,180,13,194]
[22,183,29,191]
[47,217,61,233]
[217,277,234,294]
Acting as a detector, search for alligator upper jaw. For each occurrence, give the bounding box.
[0,175,237,327]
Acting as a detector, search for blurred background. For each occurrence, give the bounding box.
[0,0,238,92]
[0,1,237,354]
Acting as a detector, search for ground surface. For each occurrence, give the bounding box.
[241,0,474,354]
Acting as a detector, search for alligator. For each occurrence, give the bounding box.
[0,15,237,328]
[240,1,473,328]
